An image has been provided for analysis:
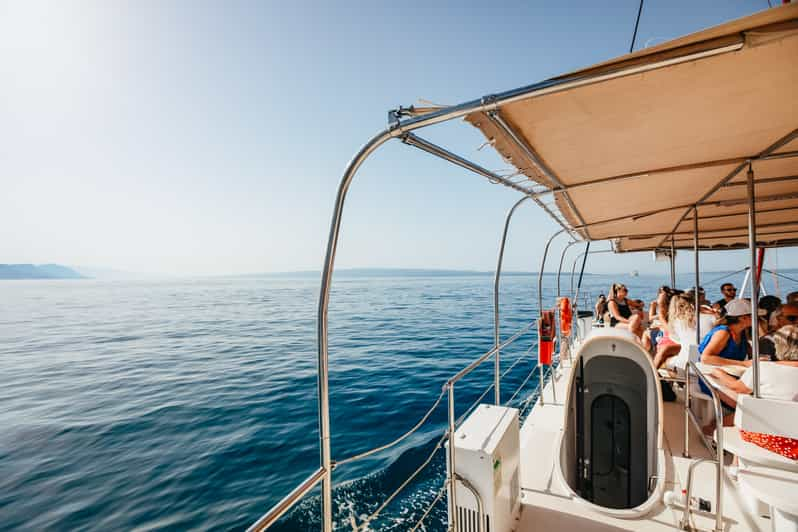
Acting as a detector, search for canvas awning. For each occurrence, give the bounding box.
[465,3,798,252]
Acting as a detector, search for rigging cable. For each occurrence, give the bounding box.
[629,0,645,53]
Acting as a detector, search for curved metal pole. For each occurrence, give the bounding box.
[494,196,531,405]
[538,228,567,406]
[557,240,578,297]
[317,128,396,530]
[539,229,567,321]
[570,249,614,298]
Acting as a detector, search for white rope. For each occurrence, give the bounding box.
[409,483,446,532]
[357,432,447,531]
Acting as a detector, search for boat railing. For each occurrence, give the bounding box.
[682,360,725,532]
[247,319,545,531]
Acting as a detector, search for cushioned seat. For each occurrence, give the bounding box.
[721,427,798,472]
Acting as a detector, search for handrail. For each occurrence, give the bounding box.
[683,361,724,532]
[409,483,447,532]
[250,317,541,531]
[456,473,486,532]
[247,467,327,532]
[446,321,535,386]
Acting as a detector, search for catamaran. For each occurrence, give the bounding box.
[251,4,798,531]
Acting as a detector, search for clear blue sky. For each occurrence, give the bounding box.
[3,0,793,276]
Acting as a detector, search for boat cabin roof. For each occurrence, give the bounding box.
[463,3,798,252]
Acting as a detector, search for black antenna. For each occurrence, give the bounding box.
[629,0,644,53]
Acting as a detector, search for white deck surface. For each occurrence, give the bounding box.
[515,356,773,532]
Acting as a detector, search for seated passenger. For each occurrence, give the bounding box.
[709,326,798,458]
[607,283,643,338]
[655,292,714,370]
[774,303,798,331]
[771,323,798,361]
[645,286,679,362]
[713,282,737,312]
[594,294,607,326]
[787,291,798,306]
[698,299,762,367]
[759,295,782,325]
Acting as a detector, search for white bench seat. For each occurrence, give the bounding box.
[721,427,798,472]
[738,466,798,531]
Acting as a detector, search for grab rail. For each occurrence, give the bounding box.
[445,319,538,531]
[247,467,327,532]
[683,361,724,532]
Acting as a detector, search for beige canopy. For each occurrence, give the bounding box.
[466,3,798,252]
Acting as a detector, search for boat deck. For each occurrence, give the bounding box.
[516,357,771,532]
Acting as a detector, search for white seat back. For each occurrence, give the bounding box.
[735,394,798,440]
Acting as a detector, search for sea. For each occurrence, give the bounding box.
[1,270,795,531]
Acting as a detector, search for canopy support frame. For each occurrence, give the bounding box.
[657,128,798,250]
[538,228,568,406]
[401,133,577,238]
[487,110,593,240]
[494,196,533,405]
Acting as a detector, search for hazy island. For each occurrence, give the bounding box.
[0,264,86,280]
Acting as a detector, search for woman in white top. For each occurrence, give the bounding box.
[656,291,716,370]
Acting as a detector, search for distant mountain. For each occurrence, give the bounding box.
[0,264,86,280]
[241,268,558,278]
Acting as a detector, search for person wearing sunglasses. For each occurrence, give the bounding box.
[713,282,737,311]
[775,303,798,330]
[607,283,643,338]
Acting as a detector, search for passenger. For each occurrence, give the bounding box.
[758,295,782,325]
[594,294,608,325]
[607,283,643,338]
[698,299,762,369]
[645,286,679,356]
[713,282,737,311]
[787,291,798,305]
[759,303,793,354]
[653,292,693,369]
[772,324,798,361]
[774,302,798,331]
[708,326,798,455]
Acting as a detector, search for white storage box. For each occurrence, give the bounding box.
[446,404,520,532]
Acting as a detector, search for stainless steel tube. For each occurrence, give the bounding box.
[456,474,485,532]
[570,249,613,298]
[494,197,531,405]
[686,362,725,531]
[539,229,567,321]
[684,363,690,458]
[247,468,327,532]
[316,128,395,531]
[712,388,724,532]
[747,164,761,397]
[573,241,591,315]
[538,229,566,406]
[693,207,701,345]
[447,384,457,531]
[557,240,577,297]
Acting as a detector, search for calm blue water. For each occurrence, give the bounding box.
[1,271,793,530]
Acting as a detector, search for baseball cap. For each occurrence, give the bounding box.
[724,298,766,317]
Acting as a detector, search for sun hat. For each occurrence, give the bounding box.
[724,298,766,317]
